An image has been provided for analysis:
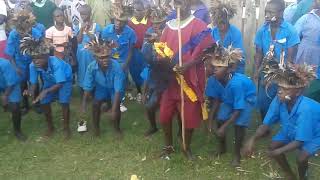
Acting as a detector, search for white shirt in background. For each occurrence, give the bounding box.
[0,0,7,41]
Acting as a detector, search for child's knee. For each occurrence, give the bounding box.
[297,152,309,164]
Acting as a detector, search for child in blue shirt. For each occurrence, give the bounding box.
[81,39,125,137]
[101,5,136,111]
[205,45,256,167]
[22,38,73,139]
[253,0,300,119]
[0,58,26,141]
[140,8,167,137]
[243,62,319,180]
[210,2,246,73]
[5,9,44,114]
[76,4,102,99]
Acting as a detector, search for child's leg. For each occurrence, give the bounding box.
[216,121,227,155]
[144,93,159,136]
[269,141,296,179]
[232,125,246,166]
[92,100,102,136]
[183,128,195,160]
[9,102,27,141]
[297,150,310,180]
[41,103,54,137]
[160,120,174,157]
[61,103,71,139]
[144,105,158,136]
[21,82,29,113]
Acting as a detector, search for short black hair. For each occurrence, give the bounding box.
[78,4,92,13]
[53,8,64,16]
[267,0,286,11]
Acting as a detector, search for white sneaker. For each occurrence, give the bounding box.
[120,104,128,112]
[136,93,142,103]
[77,121,87,132]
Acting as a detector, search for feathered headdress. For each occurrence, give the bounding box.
[20,37,52,57]
[263,49,317,90]
[150,7,167,24]
[210,1,237,24]
[85,36,112,58]
[10,9,36,35]
[109,0,133,21]
[204,43,243,67]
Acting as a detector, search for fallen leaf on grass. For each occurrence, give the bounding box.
[164,168,171,173]
[130,175,139,180]
[33,155,37,158]
[141,156,146,161]
[198,156,203,160]
[214,161,221,165]
[99,158,104,161]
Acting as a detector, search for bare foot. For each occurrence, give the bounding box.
[144,128,158,137]
[182,149,195,161]
[231,158,240,167]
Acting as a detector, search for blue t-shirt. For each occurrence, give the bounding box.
[254,21,300,61]
[29,56,72,87]
[264,96,320,142]
[83,60,125,94]
[101,24,137,64]
[5,27,44,70]
[205,73,256,109]
[211,25,246,60]
[0,59,19,90]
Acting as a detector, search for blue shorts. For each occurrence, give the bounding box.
[94,85,124,102]
[217,101,254,127]
[272,131,320,156]
[0,84,21,103]
[40,81,72,104]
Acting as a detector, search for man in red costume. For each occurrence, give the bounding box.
[156,0,214,160]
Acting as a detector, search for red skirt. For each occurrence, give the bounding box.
[159,85,202,129]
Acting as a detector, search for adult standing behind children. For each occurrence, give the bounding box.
[31,0,57,29]
[156,0,214,160]
[127,0,152,102]
[294,0,320,102]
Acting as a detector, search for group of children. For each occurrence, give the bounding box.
[0,0,320,179]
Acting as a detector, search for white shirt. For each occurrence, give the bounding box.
[0,0,7,41]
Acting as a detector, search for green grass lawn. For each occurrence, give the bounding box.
[0,89,319,180]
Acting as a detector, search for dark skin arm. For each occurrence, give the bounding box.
[216,110,241,137]
[253,47,263,84]
[122,46,133,70]
[111,92,121,123]
[268,141,303,157]
[33,83,63,104]
[174,54,205,74]
[242,124,271,156]
[208,98,221,132]
[286,46,298,65]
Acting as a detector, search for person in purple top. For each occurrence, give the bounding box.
[165,0,210,24]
